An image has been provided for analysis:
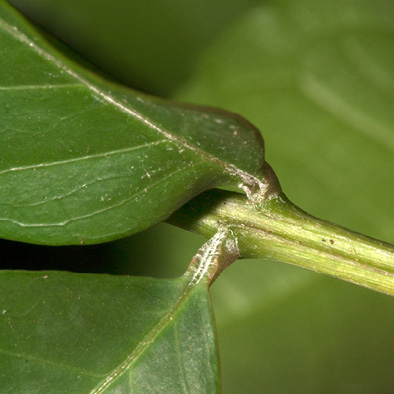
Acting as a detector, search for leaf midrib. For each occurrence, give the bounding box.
[0,13,261,190]
[89,275,202,394]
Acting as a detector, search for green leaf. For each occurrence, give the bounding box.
[0,0,266,246]
[0,270,219,393]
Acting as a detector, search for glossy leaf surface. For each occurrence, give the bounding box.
[0,0,265,245]
[0,270,219,393]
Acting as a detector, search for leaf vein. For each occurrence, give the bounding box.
[0,15,264,192]
[0,140,167,175]
[89,277,198,393]
[0,162,201,228]
[0,83,83,91]
[0,346,103,378]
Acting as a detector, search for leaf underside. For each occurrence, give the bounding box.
[0,270,219,393]
[0,0,266,245]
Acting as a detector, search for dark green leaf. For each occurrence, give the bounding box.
[0,0,266,245]
[0,270,219,393]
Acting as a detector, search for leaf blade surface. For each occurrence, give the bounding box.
[0,0,266,245]
[0,270,219,393]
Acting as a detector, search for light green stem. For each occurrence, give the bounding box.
[167,188,394,295]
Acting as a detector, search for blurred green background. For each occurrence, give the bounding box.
[4,0,394,392]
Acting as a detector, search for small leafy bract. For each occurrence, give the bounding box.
[0,0,266,245]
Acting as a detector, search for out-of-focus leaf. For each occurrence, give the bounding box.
[0,1,266,245]
[0,270,219,393]
[174,0,394,392]
[178,0,394,242]
[212,261,394,394]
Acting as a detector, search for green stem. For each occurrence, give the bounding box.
[167,188,394,295]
